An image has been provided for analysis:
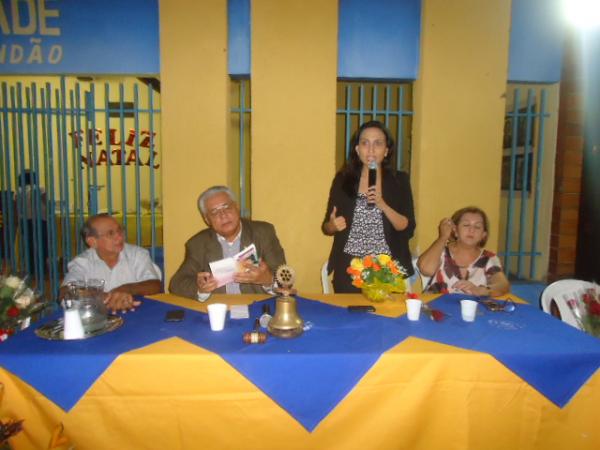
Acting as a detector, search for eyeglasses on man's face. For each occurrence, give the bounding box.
[207,202,236,219]
[96,227,124,239]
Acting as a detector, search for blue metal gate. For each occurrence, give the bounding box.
[0,77,162,298]
[336,81,414,173]
[500,85,553,280]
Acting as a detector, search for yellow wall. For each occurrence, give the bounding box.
[412,0,512,255]
[251,0,337,292]
[159,0,229,283]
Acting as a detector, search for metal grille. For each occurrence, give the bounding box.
[336,81,414,172]
[0,76,162,298]
[230,77,251,218]
[500,85,552,280]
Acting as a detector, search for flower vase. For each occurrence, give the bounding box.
[583,322,600,338]
[361,283,393,303]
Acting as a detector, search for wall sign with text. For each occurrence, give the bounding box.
[0,0,159,75]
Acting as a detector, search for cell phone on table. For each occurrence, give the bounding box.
[164,309,185,322]
[347,305,375,313]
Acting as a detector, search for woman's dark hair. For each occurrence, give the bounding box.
[451,206,490,247]
[341,120,395,196]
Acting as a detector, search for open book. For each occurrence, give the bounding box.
[209,244,259,288]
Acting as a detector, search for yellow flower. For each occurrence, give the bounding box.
[377,254,391,265]
[350,258,364,271]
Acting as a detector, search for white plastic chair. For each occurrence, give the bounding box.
[420,271,432,292]
[152,262,163,281]
[409,256,432,293]
[540,279,597,329]
[151,262,164,290]
[405,257,420,293]
[321,261,332,294]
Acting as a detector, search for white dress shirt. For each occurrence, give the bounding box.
[62,243,161,291]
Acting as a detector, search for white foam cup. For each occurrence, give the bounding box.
[460,299,478,322]
[63,309,85,339]
[406,299,422,321]
[207,303,228,331]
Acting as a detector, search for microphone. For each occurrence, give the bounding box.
[367,161,377,208]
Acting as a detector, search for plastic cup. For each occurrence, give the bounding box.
[207,303,228,331]
[460,300,478,322]
[63,309,85,340]
[406,299,422,321]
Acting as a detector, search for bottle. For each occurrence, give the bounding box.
[259,304,272,328]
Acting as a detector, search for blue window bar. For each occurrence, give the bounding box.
[499,86,551,280]
[230,77,252,218]
[0,77,162,298]
[336,82,414,173]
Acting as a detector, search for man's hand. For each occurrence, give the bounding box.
[234,259,273,286]
[104,291,141,314]
[197,272,218,293]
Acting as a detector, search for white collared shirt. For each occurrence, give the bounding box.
[62,243,161,291]
[197,227,242,302]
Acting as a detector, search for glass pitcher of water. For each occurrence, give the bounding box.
[64,279,108,333]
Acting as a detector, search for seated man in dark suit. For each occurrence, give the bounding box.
[169,186,286,300]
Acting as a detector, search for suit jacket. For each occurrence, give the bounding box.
[169,219,286,299]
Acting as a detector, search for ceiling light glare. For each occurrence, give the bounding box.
[564,0,600,29]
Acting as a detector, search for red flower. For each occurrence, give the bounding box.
[588,301,600,316]
[7,306,20,318]
[430,310,446,322]
[407,293,418,299]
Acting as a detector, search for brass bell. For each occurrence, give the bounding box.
[268,266,304,338]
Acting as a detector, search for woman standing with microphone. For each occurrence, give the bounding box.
[322,120,416,292]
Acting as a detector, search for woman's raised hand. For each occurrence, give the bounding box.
[438,217,454,242]
[328,206,347,232]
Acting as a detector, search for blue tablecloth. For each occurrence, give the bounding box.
[1,294,599,432]
[405,294,600,407]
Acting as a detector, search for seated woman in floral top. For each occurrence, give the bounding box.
[417,206,510,296]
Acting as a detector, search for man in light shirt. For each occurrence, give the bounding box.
[61,214,162,312]
[169,186,285,301]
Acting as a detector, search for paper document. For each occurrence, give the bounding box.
[209,244,259,288]
[230,304,250,319]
